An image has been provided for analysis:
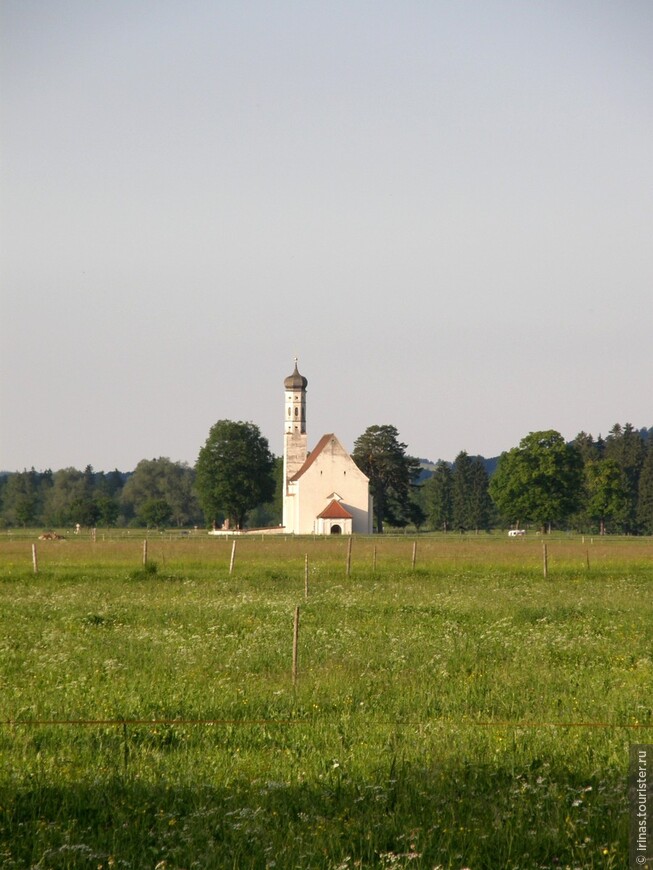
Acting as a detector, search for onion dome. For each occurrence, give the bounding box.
[284,361,308,390]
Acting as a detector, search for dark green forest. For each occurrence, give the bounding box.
[1,423,652,534]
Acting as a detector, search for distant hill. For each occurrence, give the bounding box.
[416,455,499,483]
[414,459,440,483]
[483,455,499,476]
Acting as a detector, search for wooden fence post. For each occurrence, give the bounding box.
[411,540,417,570]
[543,542,548,579]
[142,539,148,566]
[32,543,38,574]
[229,539,237,575]
[122,721,129,774]
[292,606,300,686]
[346,537,352,577]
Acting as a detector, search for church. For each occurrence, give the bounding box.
[282,362,373,535]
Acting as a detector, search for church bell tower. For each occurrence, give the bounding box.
[283,360,308,492]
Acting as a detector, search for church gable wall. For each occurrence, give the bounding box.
[294,436,370,534]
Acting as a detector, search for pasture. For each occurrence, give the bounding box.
[0,532,651,869]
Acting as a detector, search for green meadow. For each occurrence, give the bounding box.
[0,533,651,869]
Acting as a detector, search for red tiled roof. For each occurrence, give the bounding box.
[317,499,353,520]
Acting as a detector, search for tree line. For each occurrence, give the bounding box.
[417,423,653,535]
[1,421,651,534]
[0,460,203,530]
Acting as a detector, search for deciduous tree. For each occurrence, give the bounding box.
[138,497,173,529]
[195,420,276,529]
[489,431,583,532]
[121,458,201,527]
[2,469,42,527]
[584,459,630,535]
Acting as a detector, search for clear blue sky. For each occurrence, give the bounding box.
[2,0,651,472]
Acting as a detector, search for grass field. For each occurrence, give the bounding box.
[0,532,651,869]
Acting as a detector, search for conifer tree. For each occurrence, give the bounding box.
[604,423,646,533]
[637,443,653,535]
[352,425,420,533]
[422,460,453,532]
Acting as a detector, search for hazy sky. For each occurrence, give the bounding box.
[2,0,652,472]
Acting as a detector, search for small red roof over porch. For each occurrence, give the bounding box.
[317,499,353,520]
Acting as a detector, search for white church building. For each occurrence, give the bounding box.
[282,362,373,535]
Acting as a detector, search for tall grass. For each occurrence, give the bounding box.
[0,533,651,868]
